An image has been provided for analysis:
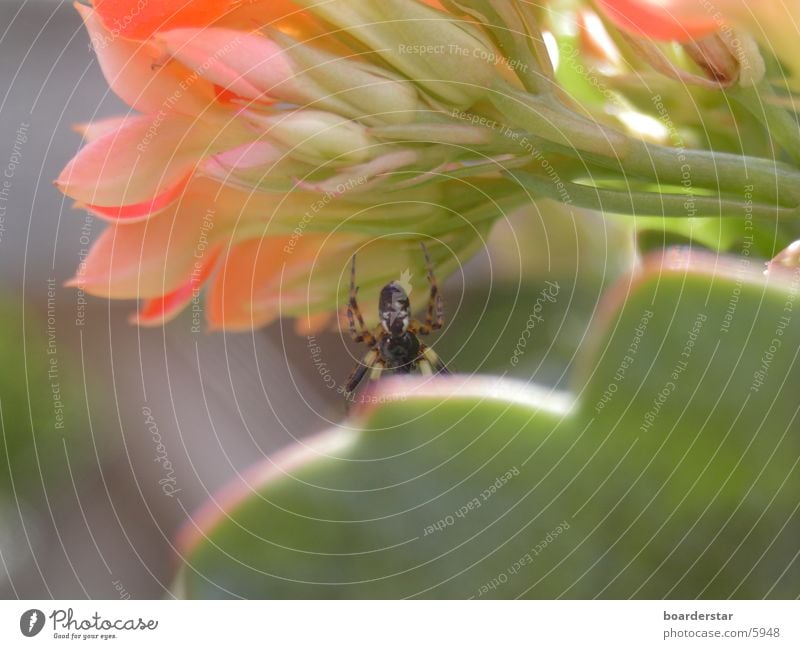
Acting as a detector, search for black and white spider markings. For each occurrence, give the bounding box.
[344,243,450,396]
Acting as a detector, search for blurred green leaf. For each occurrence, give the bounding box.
[635,214,790,260]
[0,295,97,498]
[176,249,800,598]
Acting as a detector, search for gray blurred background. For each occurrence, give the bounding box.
[0,0,629,598]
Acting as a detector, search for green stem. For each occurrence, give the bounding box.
[491,85,632,157]
[491,85,800,208]
[509,169,797,220]
[622,139,798,206]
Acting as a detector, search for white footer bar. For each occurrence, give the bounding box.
[2,600,797,647]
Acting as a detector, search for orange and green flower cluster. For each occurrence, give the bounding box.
[57,0,800,329]
[59,0,518,329]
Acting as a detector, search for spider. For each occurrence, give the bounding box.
[344,242,450,396]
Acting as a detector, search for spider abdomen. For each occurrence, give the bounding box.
[379,332,420,372]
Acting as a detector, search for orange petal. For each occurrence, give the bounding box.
[206,238,282,330]
[73,115,139,142]
[214,0,323,40]
[92,0,237,40]
[77,2,219,116]
[67,179,230,299]
[132,246,221,326]
[207,232,369,330]
[84,177,190,221]
[156,27,295,102]
[597,1,720,42]
[57,113,220,219]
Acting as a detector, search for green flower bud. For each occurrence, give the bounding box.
[246,110,376,164]
[292,0,499,107]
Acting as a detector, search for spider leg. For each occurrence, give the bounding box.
[418,358,434,376]
[369,359,386,382]
[416,242,445,336]
[418,343,450,375]
[345,348,379,394]
[346,254,376,345]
